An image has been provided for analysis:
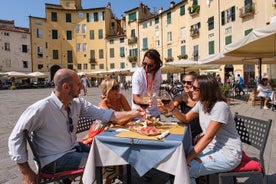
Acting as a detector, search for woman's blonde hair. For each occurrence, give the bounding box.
[99,78,118,98]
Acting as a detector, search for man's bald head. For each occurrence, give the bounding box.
[54,69,76,91]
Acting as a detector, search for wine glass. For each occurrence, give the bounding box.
[159,89,172,105]
[140,94,151,110]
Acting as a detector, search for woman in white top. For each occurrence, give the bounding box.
[159,75,242,184]
[257,78,271,109]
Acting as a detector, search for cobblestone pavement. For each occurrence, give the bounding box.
[0,87,275,183]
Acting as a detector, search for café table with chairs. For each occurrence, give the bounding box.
[82,123,193,184]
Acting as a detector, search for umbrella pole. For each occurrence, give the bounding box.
[258,58,262,82]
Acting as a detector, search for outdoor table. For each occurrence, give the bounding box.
[82,124,192,184]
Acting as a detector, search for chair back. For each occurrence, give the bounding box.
[234,112,272,173]
[76,117,94,133]
[23,130,42,174]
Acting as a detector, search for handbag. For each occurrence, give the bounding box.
[81,120,107,145]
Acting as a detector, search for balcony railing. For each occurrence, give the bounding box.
[128,37,138,45]
[190,28,199,37]
[239,3,255,18]
[127,56,137,63]
[89,57,97,63]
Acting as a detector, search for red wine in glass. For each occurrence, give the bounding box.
[161,99,171,105]
[140,103,150,109]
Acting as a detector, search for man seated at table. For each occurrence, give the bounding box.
[8,68,145,184]
[257,77,272,109]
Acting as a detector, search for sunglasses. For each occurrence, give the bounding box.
[111,85,120,91]
[142,62,155,68]
[191,85,200,91]
[182,80,192,85]
[67,117,74,132]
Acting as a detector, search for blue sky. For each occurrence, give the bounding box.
[0,0,179,28]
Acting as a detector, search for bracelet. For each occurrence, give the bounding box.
[169,106,176,112]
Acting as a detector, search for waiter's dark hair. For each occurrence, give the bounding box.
[143,49,163,75]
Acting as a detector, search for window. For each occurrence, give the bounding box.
[37,46,43,58]
[180,27,186,40]
[4,43,10,51]
[37,29,42,38]
[99,64,104,69]
[90,64,96,69]
[84,63,88,70]
[66,2,70,7]
[208,41,215,54]
[221,6,235,25]
[167,32,172,42]
[67,50,73,63]
[155,17,159,24]
[78,64,82,70]
[129,48,138,57]
[110,40,114,44]
[76,25,80,33]
[66,31,72,40]
[83,43,87,52]
[120,62,125,69]
[22,45,28,53]
[89,30,94,40]
[53,50,59,59]
[143,22,147,28]
[181,45,186,55]
[156,40,160,46]
[110,48,114,58]
[52,30,58,39]
[98,29,103,39]
[180,5,185,16]
[51,12,57,22]
[119,38,124,43]
[94,12,99,22]
[208,16,214,30]
[78,12,84,19]
[82,24,86,33]
[66,13,72,22]
[23,61,28,68]
[155,30,159,37]
[131,29,136,38]
[167,12,171,24]
[77,43,81,52]
[128,12,136,22]
[99,49,104,59]
[120,47,125,57]
[167,48,172,58]
[193,45,199,61]
[110,63,115,69]
[225,35,232,45]
[142,38,148,50]
[99,12,104,21]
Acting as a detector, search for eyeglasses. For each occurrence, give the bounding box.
[111,85,120,91]
[67,117,74,132]
[191,85,200,91]
[182,80,192,85]
[142,62,155,68]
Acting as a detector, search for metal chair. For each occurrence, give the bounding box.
[217,112,272,184]
[23,129,84,184]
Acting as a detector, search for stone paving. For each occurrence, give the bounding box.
[0,87,275,184]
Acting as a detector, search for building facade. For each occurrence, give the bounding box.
[0,19,31,72]
[28,0,276,82]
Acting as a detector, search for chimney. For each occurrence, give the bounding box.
[159,7,163,14]
[170,1,175,8]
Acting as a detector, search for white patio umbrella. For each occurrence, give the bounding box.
[4,71,29,78]
[199,18,276,79]
[28,71,48,78]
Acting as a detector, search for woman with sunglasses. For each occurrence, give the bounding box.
[98,78,132,125]
[159,75,242,184]
[172,71,202,144]
[132,49,163,118]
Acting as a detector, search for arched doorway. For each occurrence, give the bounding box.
[224,65,234,83]
[50,65,61,81]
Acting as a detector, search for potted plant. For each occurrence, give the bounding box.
[220,83,230,97]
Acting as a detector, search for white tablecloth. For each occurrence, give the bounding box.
[82,133,191,184]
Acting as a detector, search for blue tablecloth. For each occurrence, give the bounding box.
[95,125,192,176]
